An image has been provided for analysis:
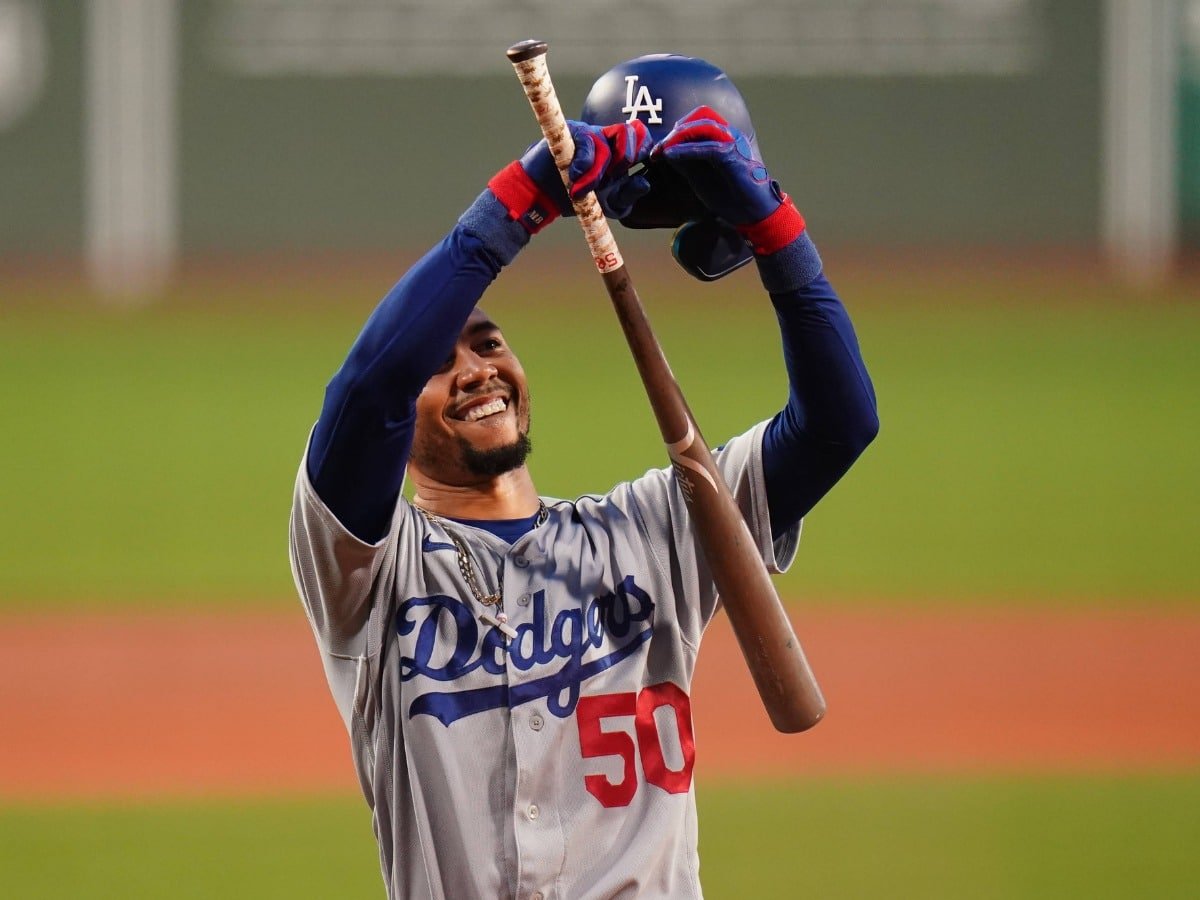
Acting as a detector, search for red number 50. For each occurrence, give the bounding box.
[576,682,696,808]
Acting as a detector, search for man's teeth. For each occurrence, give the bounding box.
[463,398,507,422]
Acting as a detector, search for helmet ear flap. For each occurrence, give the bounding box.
[671,219,755,282]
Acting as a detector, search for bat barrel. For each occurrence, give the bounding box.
[601,267,825,734]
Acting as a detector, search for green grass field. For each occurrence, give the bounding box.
[3,776,1197,898]
[2,266,1197,608]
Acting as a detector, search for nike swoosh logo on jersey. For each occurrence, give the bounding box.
[422,535,457,553]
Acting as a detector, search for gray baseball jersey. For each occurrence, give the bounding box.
[289,420,801,900]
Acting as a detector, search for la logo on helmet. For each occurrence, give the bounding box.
[622,75,663,124]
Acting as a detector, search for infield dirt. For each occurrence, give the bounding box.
[2,606,1198,800]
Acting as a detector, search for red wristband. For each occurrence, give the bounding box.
[736,194,806,256]
[487,161,560,234]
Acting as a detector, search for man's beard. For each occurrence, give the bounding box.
[460,433,532,478]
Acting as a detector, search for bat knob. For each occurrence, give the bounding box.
[507,39,548,63]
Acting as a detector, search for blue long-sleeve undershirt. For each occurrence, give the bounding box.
[306,225,508,541]
[761,271,879,535]
[307,194,877,545]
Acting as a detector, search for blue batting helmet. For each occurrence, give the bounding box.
[580,54,761,279]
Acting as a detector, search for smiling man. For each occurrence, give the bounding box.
[406,310,537,517]
[290,54,878,900]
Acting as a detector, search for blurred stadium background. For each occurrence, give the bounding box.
[2,1,1198,897]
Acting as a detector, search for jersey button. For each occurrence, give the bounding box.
[529,712,544,731]
[514,555,529,568]
[528,804,540,820]
[532,893,544,900]
[517,593,531,607]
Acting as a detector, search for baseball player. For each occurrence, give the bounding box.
[290,54,877,899]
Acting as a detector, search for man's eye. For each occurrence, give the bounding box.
[480,338,503,352]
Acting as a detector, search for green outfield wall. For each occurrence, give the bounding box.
[0,0,1121,255]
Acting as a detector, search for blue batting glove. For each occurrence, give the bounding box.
[489,121,652,233]
[652,105,806,255]
[651,105,780,225]
[567,120,653,219]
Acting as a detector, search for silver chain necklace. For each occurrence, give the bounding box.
[415,501,548,640]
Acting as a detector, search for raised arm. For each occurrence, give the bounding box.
[757,260,878,535]
[654,107,879,538]
[307,122,652,542]
[305,223,508,543]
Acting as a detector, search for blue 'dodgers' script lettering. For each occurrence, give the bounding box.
[396,576,654,726]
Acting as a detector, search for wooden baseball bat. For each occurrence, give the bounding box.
[505,39,825,733]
